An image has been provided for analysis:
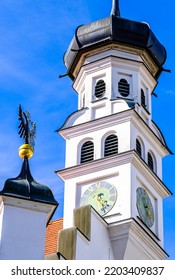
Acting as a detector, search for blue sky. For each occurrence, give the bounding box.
[0,0,175,259]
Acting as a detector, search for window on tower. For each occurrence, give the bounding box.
[104,134,118,157]
[141,89,146,108]
[135,137,145,159]
[80,141,94,163]
[118,79,130,97]
[95,79,106,99]
[136,139,142,157]
[147,152,154,171]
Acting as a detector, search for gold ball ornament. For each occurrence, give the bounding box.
[18,144,34,159]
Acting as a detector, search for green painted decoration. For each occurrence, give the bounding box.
[80,181,117,216]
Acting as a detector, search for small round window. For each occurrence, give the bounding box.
[95,80,106,98]
[118,79,130,97]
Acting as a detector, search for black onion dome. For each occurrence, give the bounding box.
[64,15,167,79]
[0,158,58,206]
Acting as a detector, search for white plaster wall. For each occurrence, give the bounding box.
[73,49,156,119]
[131,164,164,245]
[75,61,112,110]
[63,151,165,248]
[63,162,132,229]
[108,218,167,260]
[75,209,114,260]
[65,119,131,167]
[111,235,148,260]
[0,204,47,260]
[130,121,163,178]
[74,205,165,260]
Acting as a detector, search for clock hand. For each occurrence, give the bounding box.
[144,204,152,217]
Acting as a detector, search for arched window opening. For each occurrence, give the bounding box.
[95,80,106,98]
[80,141,94,163]
[136,139,142,157]
[141,89,146,108]
[104,135,118,157]
[148,152,154,171]
[118,79,130,97]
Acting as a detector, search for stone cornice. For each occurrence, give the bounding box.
[56,150,171,198]
[59,108,171,155]
[0,195,57,224]
[59,108,133,138]
[72,43,159,79]
[107,218,168,259]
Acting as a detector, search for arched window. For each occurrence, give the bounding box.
[147,152,154,171]
[95,80,106,98]
[80,141,94,163]
[141,89,146,108]
[118,79,130,97]
[136,139,142,157]
[104,135,118,157]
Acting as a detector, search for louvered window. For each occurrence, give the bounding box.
[118,79,130,97]
[95,80,106,98]
[148,152,154,171]
[80,141,94,163]
[141,89,146,108]
[136,139,142,157]
[104,135,118,157]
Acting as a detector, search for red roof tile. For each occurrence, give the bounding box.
[44,218,63,255]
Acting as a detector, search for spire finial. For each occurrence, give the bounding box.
[110,0,121,17]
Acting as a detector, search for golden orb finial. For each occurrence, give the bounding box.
[18,144,34,159]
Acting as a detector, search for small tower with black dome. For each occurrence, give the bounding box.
[0,106,58,260]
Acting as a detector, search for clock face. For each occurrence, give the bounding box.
[80,181,117,216]
[136,187,154,228]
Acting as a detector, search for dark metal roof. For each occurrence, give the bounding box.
[64,15,167,78]
[0,158,58,206]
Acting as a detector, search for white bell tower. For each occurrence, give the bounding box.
[56,0,172,260]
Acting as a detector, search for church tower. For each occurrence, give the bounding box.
[56,1,172,260]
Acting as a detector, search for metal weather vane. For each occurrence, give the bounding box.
[18,105,36,149]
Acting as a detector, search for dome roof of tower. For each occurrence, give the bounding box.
[0,158,58,206]
[64,15,167,79]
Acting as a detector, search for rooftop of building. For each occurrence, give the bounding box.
[64,0,166,80]
[44,218,63,255]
